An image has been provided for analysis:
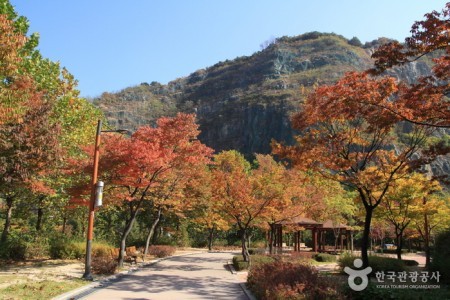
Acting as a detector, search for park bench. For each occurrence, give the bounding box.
[109,247,140,264]
[125,246,140,264]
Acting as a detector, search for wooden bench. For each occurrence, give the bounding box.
[109,247,140,264]
[125,246,140,264]
[110,248,120,259]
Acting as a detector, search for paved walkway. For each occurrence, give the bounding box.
[75,252,249,300]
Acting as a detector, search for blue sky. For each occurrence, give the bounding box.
[9,1,449,98]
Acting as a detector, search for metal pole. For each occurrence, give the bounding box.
[82,120,102,280]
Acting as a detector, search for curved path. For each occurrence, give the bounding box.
[78,251,249,300]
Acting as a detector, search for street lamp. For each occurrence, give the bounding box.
[82,120,130,280]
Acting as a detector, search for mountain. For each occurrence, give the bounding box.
[94,33,372,151]
[93,32,449,180]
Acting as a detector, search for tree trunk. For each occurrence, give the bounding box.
[207,226,215,251]
[118,202,142,267]
[423,213,431,268]
[35,195,46,231]
[36,207,44,231]
[396,229,404,260]
[361,206,374,268]
[241,229,250,264]
[1,197,14,244]
[62,216,67,233]
[143,208,162,258]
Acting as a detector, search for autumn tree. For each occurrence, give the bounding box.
[251,154,287,254]
[72,113,212,266]
[321,183,356,251]
[367,3,450,128]
[141,164,197,257]
[0,10,61,243]
[185,166,229,250]
[273,72,432,267]
[375,173,440,260]
[411,191,450,267]
[211,151,253,262]
[212,152,285,263]
[262,168,350,254]
[0,1,102,246]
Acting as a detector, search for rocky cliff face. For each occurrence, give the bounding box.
[94,33,376,153]
[93,32,449,182]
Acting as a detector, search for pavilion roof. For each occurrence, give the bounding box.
[279,217,351,230]
[321,219,351,230]
[280,216,321,226]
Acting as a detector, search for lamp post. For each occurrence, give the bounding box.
[82,120,130,280]
[82,120,102,280]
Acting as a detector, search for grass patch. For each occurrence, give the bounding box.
[0,279,87,300]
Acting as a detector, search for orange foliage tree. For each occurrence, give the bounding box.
[185,166,230,250]
[273,72,432,267]
[212,151,287,263]
[71,113,212,266]
[368,3,450,128]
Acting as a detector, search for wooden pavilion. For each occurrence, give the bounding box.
[270,217,353,253]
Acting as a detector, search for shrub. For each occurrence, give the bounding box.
[173,222,191,248]
[250,240,266,248]
[212,239,228,247]
[248,248,266,255]
[24,236,50,259]
[314,253,337,262]
[91,256,118,275]
[0,230,53,260]
[375,248,407,254]
[348,36,363,47]
[337,252,355,270]
[92,242,114,258]
[431,230,450,283]
[247,261,342,299]
[369,256,406,273]
[403,259,419,266]
[154,235,176,246]
[232,255,248,271]
[232,255,275,271]
[49,235,84,259]
[148,245,176,258]
[289,251,316,262]
[0,232,28,260]
[338,253,406,273]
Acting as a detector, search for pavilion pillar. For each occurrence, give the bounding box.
[319,230,323,252]
[273,226,277,248]
[312,228,318,252]
[350,230,354,252]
